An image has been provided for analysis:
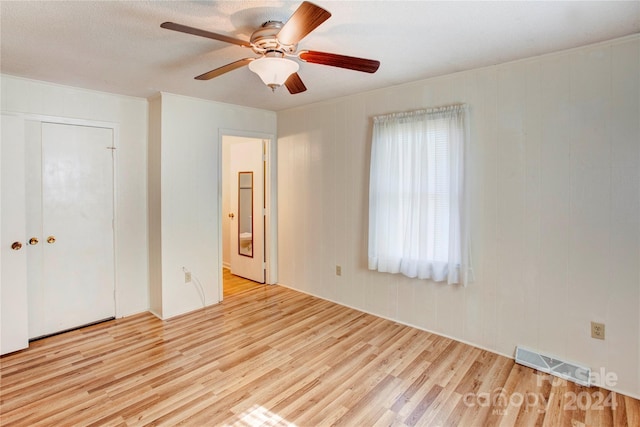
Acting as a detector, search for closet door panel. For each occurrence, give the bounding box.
[30,123,115,338]
[1,114,28,354]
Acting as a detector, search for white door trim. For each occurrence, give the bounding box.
[218,129,277,300]
[2,111,120,318]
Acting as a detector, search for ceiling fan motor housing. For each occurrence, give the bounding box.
[250,21,297,55]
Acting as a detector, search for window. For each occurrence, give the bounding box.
[368,104,470,285]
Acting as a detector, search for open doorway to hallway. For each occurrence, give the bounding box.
[221,133,276,298]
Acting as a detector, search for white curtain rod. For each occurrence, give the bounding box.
[373,103,467,123]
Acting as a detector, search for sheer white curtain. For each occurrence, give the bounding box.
[368,104,471,285]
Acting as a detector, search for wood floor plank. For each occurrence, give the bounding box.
[1,269,638,426]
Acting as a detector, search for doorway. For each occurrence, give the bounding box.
[221,132,276,297]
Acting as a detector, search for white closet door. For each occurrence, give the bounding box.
[1,115,29,354]
[29,122,115,338]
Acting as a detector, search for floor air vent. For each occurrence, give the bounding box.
[515,346,591,387]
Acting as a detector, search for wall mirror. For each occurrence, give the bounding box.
[238,171,253,257]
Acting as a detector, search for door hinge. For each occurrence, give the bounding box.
[263,262,266,269]
[262,154,267,161]
[263,208,267,216]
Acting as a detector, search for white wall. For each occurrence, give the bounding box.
[276,35,640,397]
[150,93,276,319]
[1,75,149,317]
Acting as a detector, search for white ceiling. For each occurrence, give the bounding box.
[1,1,639,112]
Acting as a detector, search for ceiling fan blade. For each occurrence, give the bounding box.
[195,58,255,80]
[285,73,307,94]
[299,50,380,73]
[161,22,251,48]
[277,2,331,46]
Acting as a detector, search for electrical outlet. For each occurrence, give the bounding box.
[335,265,342,276]
[591,321,605,340]
[184,271,192,283]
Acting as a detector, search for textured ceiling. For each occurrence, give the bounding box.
[1,1,639,112]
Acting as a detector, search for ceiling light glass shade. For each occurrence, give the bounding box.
[248,57,299,90]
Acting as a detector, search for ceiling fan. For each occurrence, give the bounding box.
[161,1,380,94]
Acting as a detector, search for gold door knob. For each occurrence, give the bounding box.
[29,237,39,245]
[46,236,56,244]
[11,241,23,250]
[228,213,235,219]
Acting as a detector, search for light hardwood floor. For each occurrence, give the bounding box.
[223,268,264,298]
[1,270,639,426]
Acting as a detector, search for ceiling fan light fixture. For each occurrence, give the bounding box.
[248,57,299,91]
